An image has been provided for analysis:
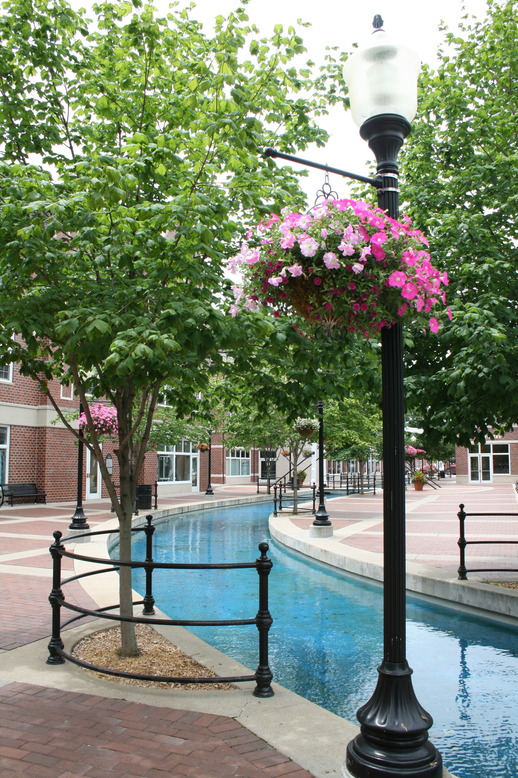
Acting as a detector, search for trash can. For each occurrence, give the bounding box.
[136,484,152,509]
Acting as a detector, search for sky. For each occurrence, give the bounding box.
[70,0,490,198]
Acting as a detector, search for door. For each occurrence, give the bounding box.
[469,453,491,483]
[86,447,102,499]
[191,453,199,492]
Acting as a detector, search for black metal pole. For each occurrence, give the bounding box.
[69,402,89,531]
[457,503,467,580]
[346,114,441,777]
[205,440,214,495]
[142,514,156,615]
[253,541,274,698]
[47,530,65,664]
[313,399,331,526]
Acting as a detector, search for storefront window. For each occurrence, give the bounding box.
[157,440,197,482]
[469,442,510,480]
[226,448,250,476]
[492,444,510,474]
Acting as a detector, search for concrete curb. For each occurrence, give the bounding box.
[269,513,518,624]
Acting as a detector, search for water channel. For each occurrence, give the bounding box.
[130,500,518,778]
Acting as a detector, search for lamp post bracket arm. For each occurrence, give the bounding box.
[263,148,380,188]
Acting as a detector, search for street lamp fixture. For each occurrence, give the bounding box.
[343,16,442,778]
[263,16,442,775]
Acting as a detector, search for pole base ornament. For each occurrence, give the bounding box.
[346,661,442,777]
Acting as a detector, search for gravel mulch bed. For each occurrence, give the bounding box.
[72,624,234,690]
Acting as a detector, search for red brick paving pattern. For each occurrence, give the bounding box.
[0,683,314,778]
[0,494,316,777]
[0,483,515,776]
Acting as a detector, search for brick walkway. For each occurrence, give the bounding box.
[0,481,516,777]
[0,490,315,778]
[292,479,518,579]
[0,683,313,778]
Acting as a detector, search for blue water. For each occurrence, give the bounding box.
[130,501,518,778]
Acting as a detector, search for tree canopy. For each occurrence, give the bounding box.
[0,0,344,653]
[401,0,517,447]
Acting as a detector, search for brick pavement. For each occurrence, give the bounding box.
[0,481,516,777]
[0,683,313,778]
[0,489,317,778]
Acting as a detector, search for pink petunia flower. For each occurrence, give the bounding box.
[388,271,407,288]
[299,236,319,257]
[323,252,340,269]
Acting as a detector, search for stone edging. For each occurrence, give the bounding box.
[269,513,518,624]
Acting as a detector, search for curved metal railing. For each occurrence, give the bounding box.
[47,515,274,697]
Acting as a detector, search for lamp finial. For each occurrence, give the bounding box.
[373,14,383,30]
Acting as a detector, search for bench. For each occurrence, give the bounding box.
[0,483,47,506]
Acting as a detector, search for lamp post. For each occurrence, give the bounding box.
[69,401,89,531]
[205,438,214,496]
[342,17,441,777]
[311,398,332,534]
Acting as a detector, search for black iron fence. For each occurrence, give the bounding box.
[325,472,378,495]
[457,503,518,580]
[272,483,316,516]
[47,515,274,697]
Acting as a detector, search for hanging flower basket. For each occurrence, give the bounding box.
[195,443,210,452]
[79,403,118,438]
[293,417,319,439]
[405,445,426,458]
[227,199,451,337]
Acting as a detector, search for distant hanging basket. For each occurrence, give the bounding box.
[293,417,319,439]
[79,403,118,438]
[195,443,210,452]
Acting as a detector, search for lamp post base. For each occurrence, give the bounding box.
[309,524,333,538]
[345,661,442,777]
[69,506,89,532]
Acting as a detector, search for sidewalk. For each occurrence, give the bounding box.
[0,480,516,777]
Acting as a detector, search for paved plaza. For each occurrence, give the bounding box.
[0,478,516,777]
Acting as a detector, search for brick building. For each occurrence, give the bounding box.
[0,364,268,503]
[455,427,518,484]
[1,360,379,503]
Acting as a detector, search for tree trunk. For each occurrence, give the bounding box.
[292,442,300,515]
[116,442,139,657]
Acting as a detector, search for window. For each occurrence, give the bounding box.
[0,426,9,482]
[492,443,510,475]
[0,364,12,383]
[469,442,510,480]
[226,448,250,476]
[157,385,173,407]
[60,384,74,400]
[260,450,276,480]
[157,440,197,482]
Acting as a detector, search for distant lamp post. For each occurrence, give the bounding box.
[205,438,214,496]
[310,399,332,537]
[69,402,89,531]
[343,16,442,778]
